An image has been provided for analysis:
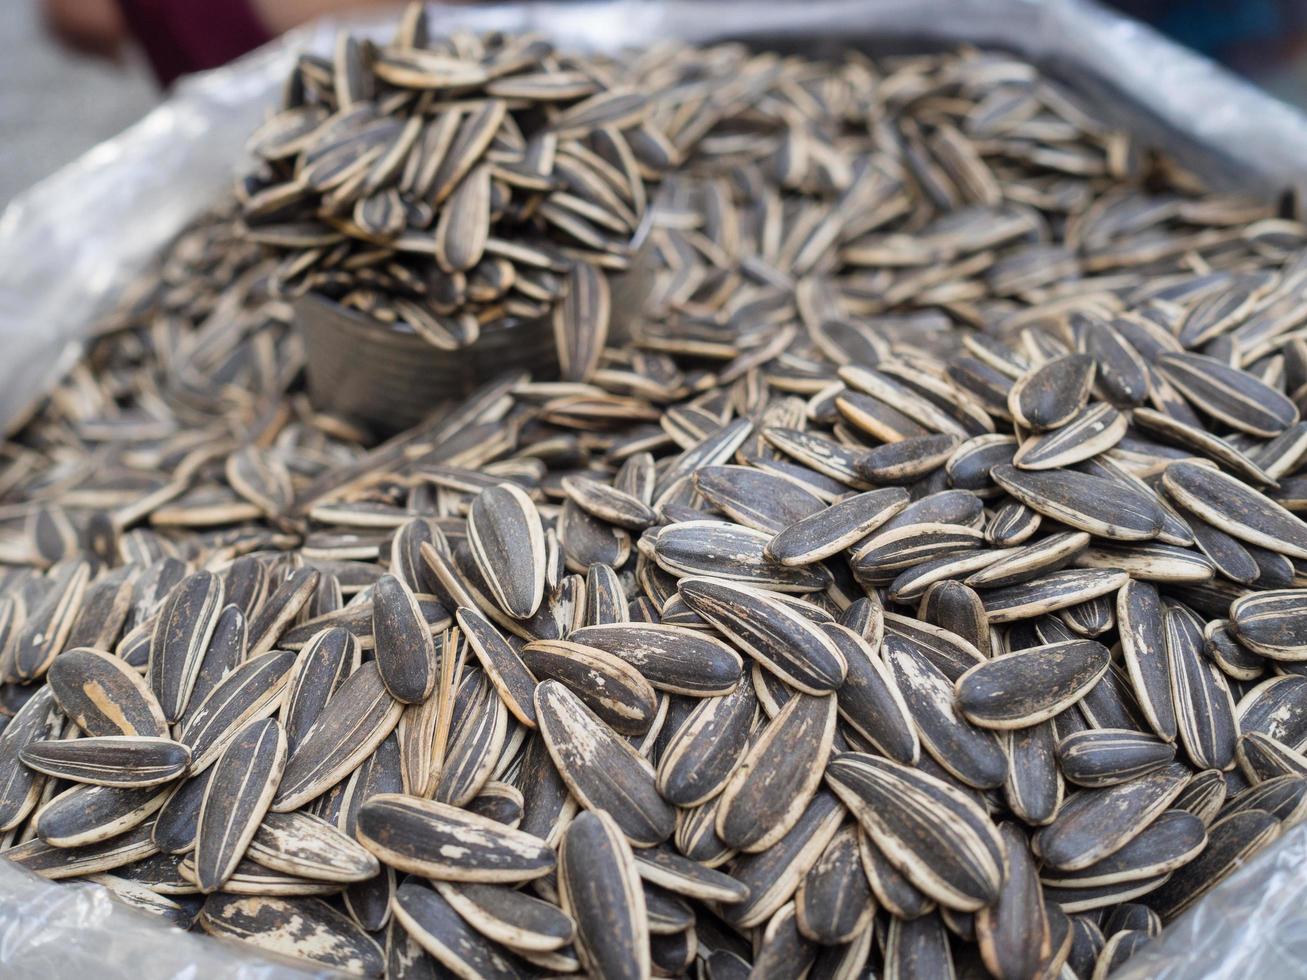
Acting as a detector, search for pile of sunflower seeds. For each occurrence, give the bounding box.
[5,11,1307,980]
[242,6,677,350]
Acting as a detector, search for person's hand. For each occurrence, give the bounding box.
[40,0,128,61]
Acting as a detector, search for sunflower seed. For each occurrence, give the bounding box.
[358,793,553,883]
[717,692,836,852]
[145,571,224,723]
[247,810,379,882]
[767,492,911,570]
[281,626,359,751]
[457,606,538,727]
[1237,675,1307,749]
[1009,354,1096,431]
[199,893,384,976]
[7,561,90,683]
[434,881,574,953]
[35,782,171,848]
[693,465,825,534]
[246,567,319,659]
[468,483,546,620]
[151,768,211,854]
[822,622,919,764]
[534,679,674,846]
[794,825,874,945]
[1033,763,1191,871]
[195,718,287,892]
[179,649,298,772]
[956,639,1111,729]
[656,521,832,592]
[21,735,190,788]
[1005,720,1063,827]
[5,822,159,879]
[273,662,403,811]
[1059,729,1178,788]
[884,912,954,980]
[1237,733,1307,784]
[1163,460,1307,558]
[1013,403,1126,470]
[1157,351,1298,437]
[558,809,650,980]
[655,674,756,807]
[992,465,1163,540]
[567,622,742,696]
[46,647,167,738]
[1230,590,1307,660]
[975,822,1050,980]
[555,262,611,384]
[678,577,846,694]
[372,574,438,704]
[826,752,1004,911]
[980,569,1129,623]
[883,634,1008,789]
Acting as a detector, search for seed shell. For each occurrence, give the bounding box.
[274,662,403,811]
[148,570,224,722]
[47,647,168,738]
[534,679,674,847]
[826,752,1004,912]
[358,793,554,883]
[558,809,650,980]
[716,692,836,853]
[195,717,287,892]
[372,574,439,704]
[1033,763,1191,872]
[468,483,546,620]
[199,894,384,976]
[955,639,1111,729]
[677,577,847,694]
[20,735,190,788]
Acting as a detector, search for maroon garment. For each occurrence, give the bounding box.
[115,0,273,86]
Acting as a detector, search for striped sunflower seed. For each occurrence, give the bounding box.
[358,793,554,883]
[533,679,674,847]
[468,483,546,620]
[826,752,1004,912]
[20,735,191,788]
[558,809,650,980]
[955,638,1111,729]
[195,717,287,893]
[46,647,168,738]
[677,577,847,694]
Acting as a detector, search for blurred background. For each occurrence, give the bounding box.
[3,0,1307,208]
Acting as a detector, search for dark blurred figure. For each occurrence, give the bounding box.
[1106,0,1307,81]
[42,0,399,86]
[41,0,1307,99]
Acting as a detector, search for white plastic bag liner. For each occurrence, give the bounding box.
[0,862,335,977]
[2,0,1307,975]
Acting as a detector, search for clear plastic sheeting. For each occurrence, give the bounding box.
[0,862,336,978]
[3,1,1307,976]
[1113,822,1307,980]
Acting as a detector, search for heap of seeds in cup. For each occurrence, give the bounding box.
[4,8,1307,979]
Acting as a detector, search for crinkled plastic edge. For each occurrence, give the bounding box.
[0,862,341,978]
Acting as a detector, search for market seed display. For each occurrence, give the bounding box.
[4,5,1307,977]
